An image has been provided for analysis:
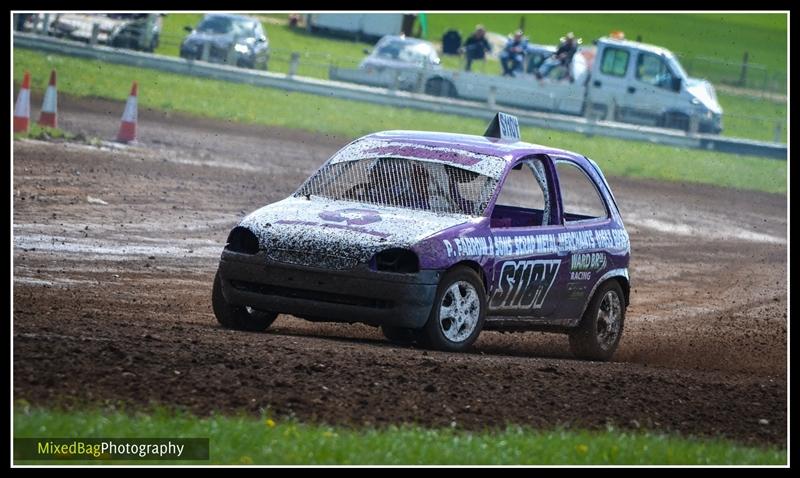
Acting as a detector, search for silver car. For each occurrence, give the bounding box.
[360,35,441,72]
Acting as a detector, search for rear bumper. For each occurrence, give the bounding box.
[217,250,441,329]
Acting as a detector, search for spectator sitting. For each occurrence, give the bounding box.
[500,30,529,77]
[463,24,491,72]
[537,32,581,80]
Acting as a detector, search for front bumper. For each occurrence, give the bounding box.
[217,250,441,328]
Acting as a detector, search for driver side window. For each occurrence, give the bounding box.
[636,53,675,90]
[491,157,551,228]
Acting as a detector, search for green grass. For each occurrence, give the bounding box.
[13,123,76,141]
[716,92,787,142]
[13,48,786,195]
[13,405,786,465]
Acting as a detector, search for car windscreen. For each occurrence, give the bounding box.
[197,16,234,34]
[295,158,498,216]
[375,41,432,62]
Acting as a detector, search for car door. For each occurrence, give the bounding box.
[487,155,565,319]
[628,51,683,126]
[589,44,635,122]
[551,157,614,321]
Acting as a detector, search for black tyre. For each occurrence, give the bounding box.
[212,270,277,332]
[424,77,457,98]
[662,112,690,131]
[381,325,417,345]
[569,280,626,361]
[418,266,486,352]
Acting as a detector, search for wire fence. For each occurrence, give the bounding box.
[677,53,786,98]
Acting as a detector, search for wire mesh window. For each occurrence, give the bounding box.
[296,158,499,216]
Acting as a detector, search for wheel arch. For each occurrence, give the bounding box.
[448,260,489,293]
[583,268,630,315]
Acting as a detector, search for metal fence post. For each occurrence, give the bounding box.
[488,86,497,109]
[201,42,210,62]
[774,121,783,143]
[41,14,50,35]
[142,14,155,50]
[264,51,270,71]
[607,99,616,122]
[226,44,237,66]
[90,23,100,46]
[688,115,699,136]
[389,69,400,93]
[738,51,749,87]
[288,52,300,77]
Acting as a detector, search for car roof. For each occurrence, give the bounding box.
[203,13,259,23]
[378,35,434,46]
[362,130,586,164]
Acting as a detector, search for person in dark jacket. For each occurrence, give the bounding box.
[463,25,491,71]
[537,32,581,80]
[499,30,529,76]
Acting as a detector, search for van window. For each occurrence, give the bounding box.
[636,53,676,90]
[556,160,608,222]
[600,47,630,77]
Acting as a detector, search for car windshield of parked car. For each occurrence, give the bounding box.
[296,158,498,216]
[197,16,253,34]
[376,41,435,65]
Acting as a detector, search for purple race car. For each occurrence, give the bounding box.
[213,113,630,360]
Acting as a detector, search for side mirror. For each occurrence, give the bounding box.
[183,25,192,33]
[672,77,682,92]
[257,35,266,43]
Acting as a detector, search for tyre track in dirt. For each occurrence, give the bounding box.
[13,95,787,446]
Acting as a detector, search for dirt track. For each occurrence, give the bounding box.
[13,95,787,446]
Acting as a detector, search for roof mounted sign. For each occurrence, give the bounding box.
[483,112,520,141]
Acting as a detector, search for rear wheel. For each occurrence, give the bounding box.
[569,280,625,361]
[418,267,486,352]
[212,270,277,332]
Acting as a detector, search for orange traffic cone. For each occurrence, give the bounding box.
[116,81,138,143]
[14,71,31,133]
[38,69,58,128]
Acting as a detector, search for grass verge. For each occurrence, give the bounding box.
[13,48,786,195]
[13,405,787,465]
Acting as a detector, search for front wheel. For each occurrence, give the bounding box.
[212,270,277,332]
[424,77,457,98]
[418,267,486,352]
[569,280,626,361]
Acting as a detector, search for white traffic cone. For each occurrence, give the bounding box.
[14,71,31,133]
[116,81,138,143]
[38,69,58,128]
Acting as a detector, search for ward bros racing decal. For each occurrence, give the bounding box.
[490,260,561,310]
[570,252,607,281]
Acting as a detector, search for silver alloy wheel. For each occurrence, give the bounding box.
[596,290,622,349]
[438,281,480,343]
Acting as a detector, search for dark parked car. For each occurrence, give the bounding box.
[180,14,269,69]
